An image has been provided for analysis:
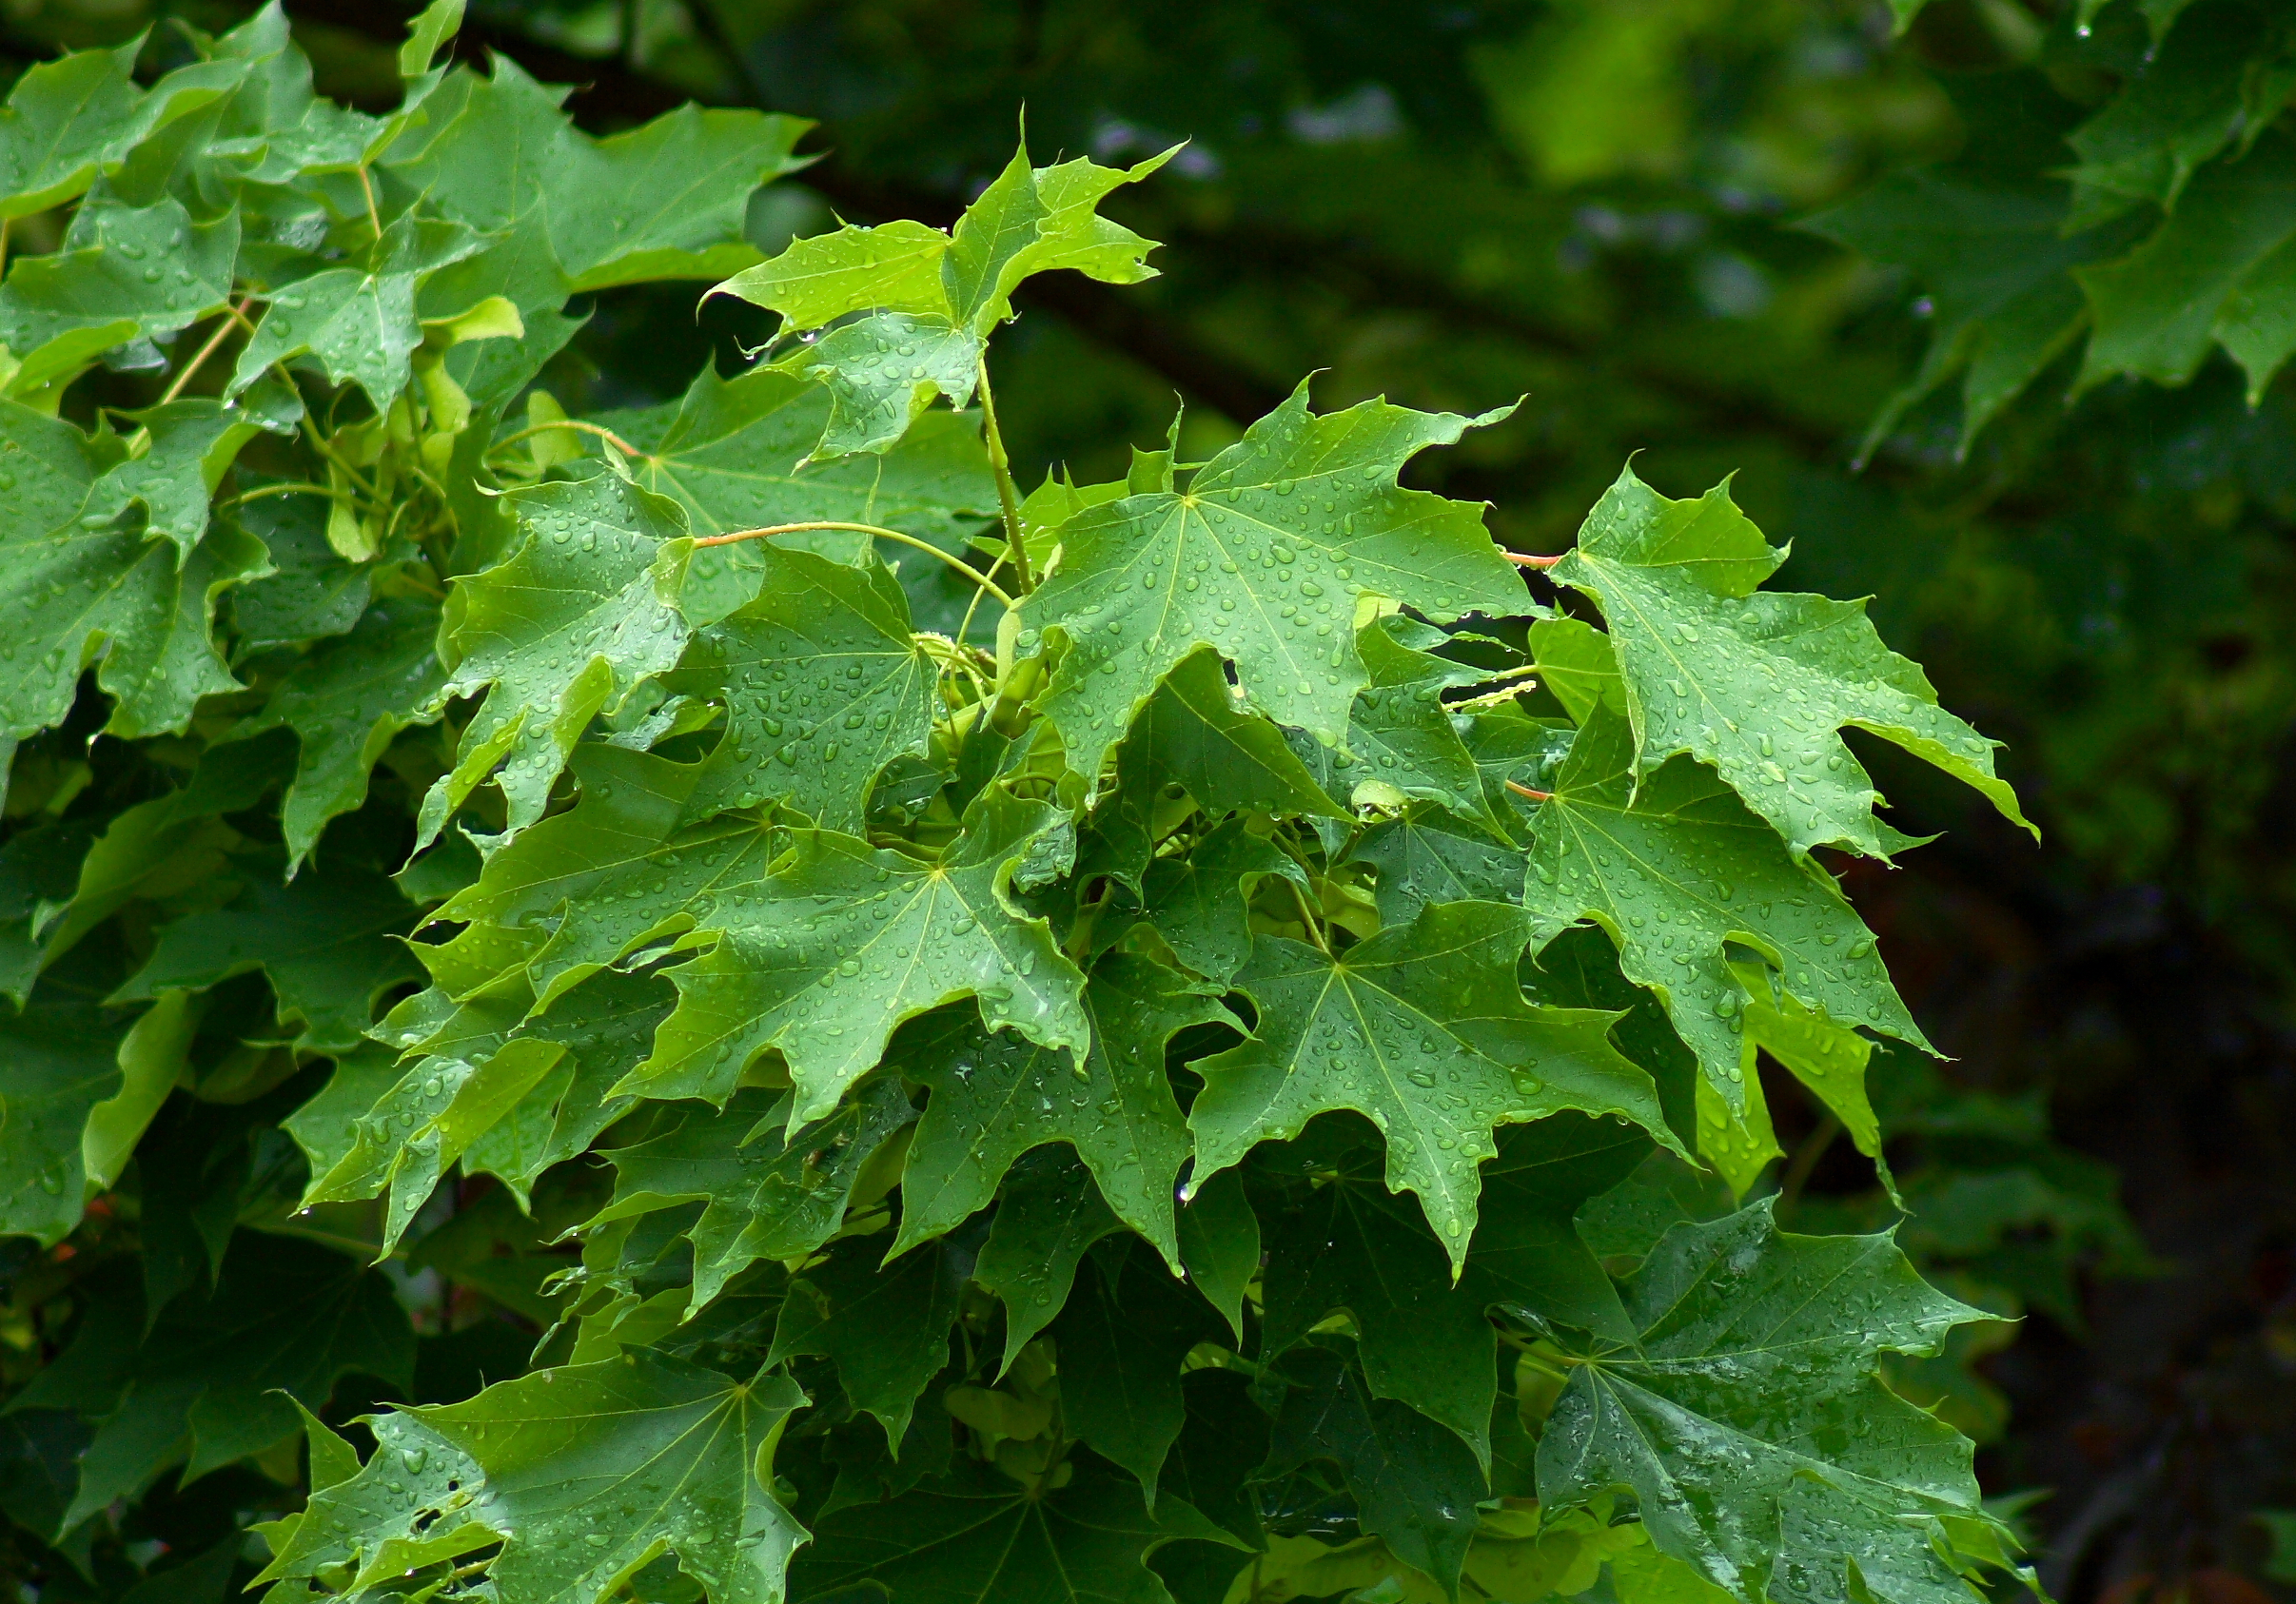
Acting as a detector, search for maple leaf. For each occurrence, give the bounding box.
[1020,384,1523,786]
[626,789,1089,1122]
[1539,1201,1998,1604]
[417,469,691,848]
[1523,704,1929,1113]
[1548,466,2031,860]
[886,950,1232,1267]
[1189,898,1677,1272]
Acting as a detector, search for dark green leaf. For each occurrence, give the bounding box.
[1189,899,1675,1270]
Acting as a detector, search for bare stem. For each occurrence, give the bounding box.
[1287,874,1331,956]
[693,520,1016,609]
[485,418,646,460]
[973,359,1033,593]
[216,481,357,510]
[159,297,251,405]
[357,166,383,241]
[1507,551,1564,570]
[1506,779,1553,801]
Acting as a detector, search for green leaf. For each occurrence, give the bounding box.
[1051,1238,1223,1501]
[11,1235,413,1529]
[1138,814,1307,985]
[463,967,675,1198]
[421,742,780,1009]
[399,0,466,77]
[941,144,1177,332]
[1523,705,1927,1114]
[711,142,1171,341]
[1529,615,1625,725]
[628,790,1090,1123]
[111,858,420,1051]
[1305,616,1493,820]
[229,213,484,408]
[1733,958,1892,1192]
[384,60,810,313]
[891,951,1228,1266]
[23,731,292,975]
[786,310,986,461]
[1085,646,1340,889]
[0,188,236,396]
[298,1026,570,1255]
[226,598,446,871]
[1550,466,2030,860]
[790,1454,1229,1604]
[2078,132,2296,403]
[1539,1200,1993,1604]
[710,218,952,332]
[83,401,264,557]
[201,7,380,184]
[1262,1342,1485,1595]
[598,1077,915,1308]
[1175,1167,1260,1342]
[1355,805,1521,927]
[0,988,131,1243]
[0,41,161,218]
[0,400,266,758]
[80,988,195,1193]
[1257,1141,1506,1470]
[971,1145,1128,1367]
[419,469,691,847]
[677,540,936,831]
[770,1229,968,1447]
[1804,172,2120,458]
[1021,385,1524,785]
[1189,898,1676,1272]
[1255,1114,1642,1470]
[2062,10,2283,230]
[342,1354,811,1604]
[601,363,996,548]
[227,496,373,650]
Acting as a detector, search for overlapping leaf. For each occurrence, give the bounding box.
[1523,705,1927,1111]
[383,58,810,314]
[226,599,446,870]
[1549,467,2030,860]
[265,1355,809,1604]
[887,951,1231,1266]
[675,540,936,831]
[418,742,779,1008]
[628,790,1089,1121]
[1021,384,1523,785]
[1539,1201,1996,1604]
[0,400,265,768]
[1189,898,1676,1270]
[418,469,691,846]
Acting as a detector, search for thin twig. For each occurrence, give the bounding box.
[1506,779,1553,802]
[1507,551,1564,570]
[357,165,383,241]
[973,359,1033,592]
[486,418,646,460]
[1287,874,1331,956]
[159,297,252,405]
[216,481,357,510]
[693,520,1017,608]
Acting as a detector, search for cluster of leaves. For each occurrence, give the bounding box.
[1824,0,2296,459]
[0,10,2070,1604]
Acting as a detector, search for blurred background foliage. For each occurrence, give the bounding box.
[7,0,2296,1600]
